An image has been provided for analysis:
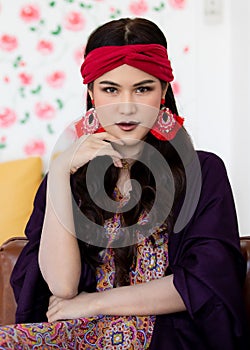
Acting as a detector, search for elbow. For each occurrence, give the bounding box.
[49,284,78,299]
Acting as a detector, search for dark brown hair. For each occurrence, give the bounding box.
[72,18,192,286]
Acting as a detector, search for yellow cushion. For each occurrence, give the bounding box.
[0,157,42,245]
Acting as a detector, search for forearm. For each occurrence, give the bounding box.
[39,161,81,298]
[95,275,186,316]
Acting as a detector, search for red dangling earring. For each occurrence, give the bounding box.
[75,108,105,137]
[150,107,184,141]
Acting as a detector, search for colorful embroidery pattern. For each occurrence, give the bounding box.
[0,189,169,349]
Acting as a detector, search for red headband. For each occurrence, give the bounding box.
[81,44,174,84]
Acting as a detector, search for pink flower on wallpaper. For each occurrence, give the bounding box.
[0,34,18,51]
[24,140,46,156]
[168,0,186,9]
[0,107,17,128]
[183,45,190,53]
[46,71,66,88]
[74,46,85,65]
[20,4,40,22]
[172,81,181,95]
[35,102,56,120]
[129,0,148,15]
[19,72,33,86]
[37,40,54,55]
[64,11,85,31]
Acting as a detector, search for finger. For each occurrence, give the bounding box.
[112,157,123,168]
[97,148,123,161]
[93,132,125,145]
[48,296,61,309]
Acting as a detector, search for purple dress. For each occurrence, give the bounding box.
[8,151,249,349]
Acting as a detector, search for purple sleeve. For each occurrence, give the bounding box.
[169,152,247,339]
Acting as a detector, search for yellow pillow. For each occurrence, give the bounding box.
[0,157,43,245]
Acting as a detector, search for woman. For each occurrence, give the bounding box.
[0,17,248,349]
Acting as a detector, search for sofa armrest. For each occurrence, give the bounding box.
[0,237,28,326]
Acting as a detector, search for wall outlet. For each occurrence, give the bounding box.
[204,0,223,24]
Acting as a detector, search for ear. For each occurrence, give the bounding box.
[162,83,169,99]
[88,89,94,100]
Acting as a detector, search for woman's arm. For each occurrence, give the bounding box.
[47,274,186,321]
[39,165,81,299]
[97,274,186,316]
[38,132,123,299]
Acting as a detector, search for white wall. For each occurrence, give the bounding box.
[230,0,250,236]
[181,0,250,236]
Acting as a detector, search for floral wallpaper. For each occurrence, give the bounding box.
[0,0,192,170]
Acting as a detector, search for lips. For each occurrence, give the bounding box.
[115,121,140,131]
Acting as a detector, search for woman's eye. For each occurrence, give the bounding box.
[103,87,117,94]
[136,86,151,93]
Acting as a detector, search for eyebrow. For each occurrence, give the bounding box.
[98,79,157,87]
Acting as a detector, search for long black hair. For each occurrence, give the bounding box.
[72,17,193,286]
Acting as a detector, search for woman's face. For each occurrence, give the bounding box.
[88,64,168,145]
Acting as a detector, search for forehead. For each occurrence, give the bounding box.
[94,64,159,85]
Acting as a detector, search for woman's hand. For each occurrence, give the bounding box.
[53,132,124,175]
[46,292,100,322]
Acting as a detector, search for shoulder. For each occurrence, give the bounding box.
[196,150,226,169]
[195,150,228,181]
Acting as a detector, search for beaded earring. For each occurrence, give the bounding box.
[75,108,105,137]
[150,107,184,141]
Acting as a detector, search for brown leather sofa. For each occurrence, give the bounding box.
[1,236,250,328]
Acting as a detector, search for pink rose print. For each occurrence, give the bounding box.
[19,72,33,86]
[64,11,85,31]
[35,102,56,120]
[168,0,186,9]
[20,4,40,22]
[172,81,181,95]
[3,76,10,83]
[0,107,17,127]
[37,40,54,55]
[129,0,148,15]
[0,34,18,51]
[74,46,85,65]
[24,139,46,156]
[46,71,66,88]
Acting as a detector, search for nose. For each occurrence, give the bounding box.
[118,94,137,115]
[118,102,137,115]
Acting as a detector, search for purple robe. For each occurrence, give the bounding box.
[10,151,249,349]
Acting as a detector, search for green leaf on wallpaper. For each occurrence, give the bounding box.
[49,1,56,6]
[20,112,30,124]
[47,124,54,134]
[64,0,74,3]
[30,27,37,32]
[56,98,64,109]
[19,87,26,98]
[0,143,6,149]
[110,9,121,19]
[40,19,45,25]
[79,2,92,9]
[153,2,165,11]
[51,25,62,35]
[31,85,42,94]
[13,56,22,68]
